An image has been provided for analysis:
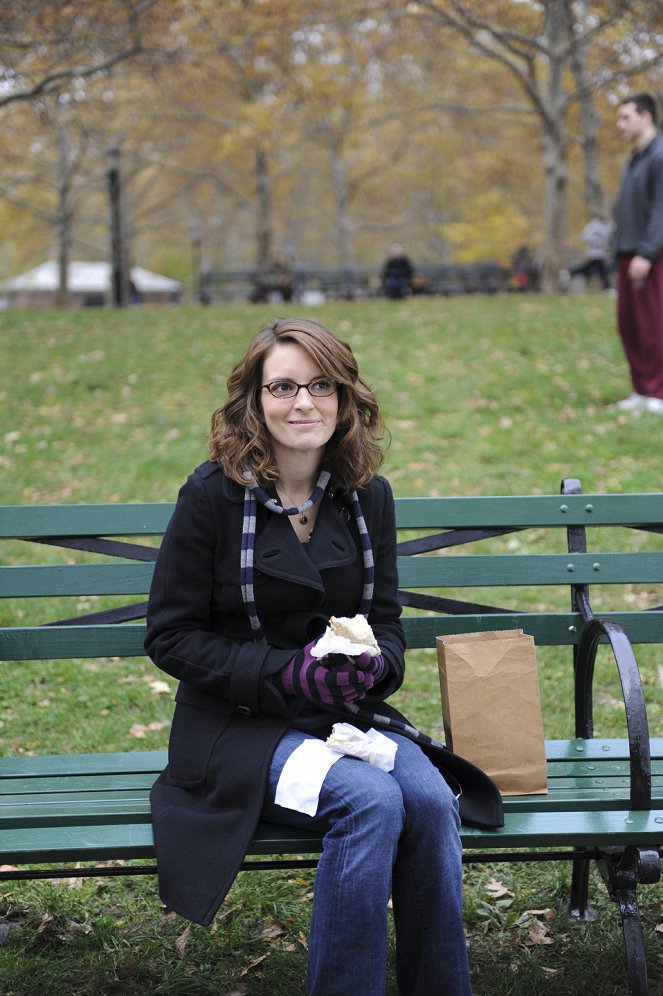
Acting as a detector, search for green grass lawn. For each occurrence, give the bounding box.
[1,295,662,994]
[2,293,663,506]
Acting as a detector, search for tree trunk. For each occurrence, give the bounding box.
[329,136,356,296]
[255,145,273,268]
[107,145,129,308]
[55,120,71,308]
[541,125,567,291]
[567,1,604,214]
[540,1,568,292]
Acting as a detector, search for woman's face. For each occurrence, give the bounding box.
[260,342,339,463]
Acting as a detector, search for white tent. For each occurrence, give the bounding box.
[0,261,182,307]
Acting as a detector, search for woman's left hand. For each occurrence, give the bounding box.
[352,651,388,685]
[324,653,388,702]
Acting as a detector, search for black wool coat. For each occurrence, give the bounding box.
[145,461,502,927]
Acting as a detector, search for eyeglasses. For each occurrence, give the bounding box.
[260,378,338,399]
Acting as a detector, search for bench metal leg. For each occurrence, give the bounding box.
[568,847,598,922]
[596,846,661,996]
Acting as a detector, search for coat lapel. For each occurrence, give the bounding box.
[253,492,357,589]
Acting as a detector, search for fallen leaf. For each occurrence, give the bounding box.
[129,720,169,738]
[526,907,556,922]
[259,918,286,941]
[36,913,55,933]
[67,920,92,935]
[484,877,514,899]
[148,679,172,696]
[240,953,269,976]
[524,922,554,947]
[175,925,190,955]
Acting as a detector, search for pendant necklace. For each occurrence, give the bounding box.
[247,467,330,529]
[277,486,311,524]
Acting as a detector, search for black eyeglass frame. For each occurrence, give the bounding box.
[260,378,338,399]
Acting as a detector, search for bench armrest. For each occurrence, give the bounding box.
[574,616,652,809]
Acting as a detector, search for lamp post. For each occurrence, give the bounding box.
[107,145,128,307]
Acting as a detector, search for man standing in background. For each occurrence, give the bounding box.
[613,92,663,414]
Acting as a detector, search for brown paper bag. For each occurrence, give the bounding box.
[436,630,547,795]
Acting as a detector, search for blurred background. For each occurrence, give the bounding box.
[1,0,662,299]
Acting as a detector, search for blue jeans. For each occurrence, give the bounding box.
[261,728,472,996]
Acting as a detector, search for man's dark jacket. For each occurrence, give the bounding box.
[145,461,502,926]
[614,131,663,261]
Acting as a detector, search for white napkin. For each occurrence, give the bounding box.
[311,626,379,659]
[275,739,343,816]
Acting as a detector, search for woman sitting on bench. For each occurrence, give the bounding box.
[145,316,498,995]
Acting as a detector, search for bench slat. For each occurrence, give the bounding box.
[402,612,663,646]
[4,493,663,538]
[3,781,662,830]
[0,750,166,777]
[0,624,147,659]
[3,609,663,661]
[3,743,661,778]
[5,551,662,600]
[0,563,154,597]
[460,809,663,848]
[545,738,663,760]
[2,808,661,867]
[2,775,160,795]
[3,772,660,808]
[393,493,663,528]
[2,771,661,802]
[0,504,174,537]
[0,821,324,863]
[398,552,663,587]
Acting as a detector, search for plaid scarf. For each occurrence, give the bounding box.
[241,468,374,643]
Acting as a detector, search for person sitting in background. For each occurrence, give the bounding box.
[381,241,415,299]
[510,245,538,291]
[250,253,294,303]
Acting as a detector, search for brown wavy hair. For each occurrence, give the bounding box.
[209,317,385,490]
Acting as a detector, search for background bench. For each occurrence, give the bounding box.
[197,261,519,303]
[1,478,661,994]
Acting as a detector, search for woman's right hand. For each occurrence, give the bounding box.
[276,641,375,707]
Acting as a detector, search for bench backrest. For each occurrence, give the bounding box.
[2,481,663,663]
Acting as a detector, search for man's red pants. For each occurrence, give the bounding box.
[617,254,663,400]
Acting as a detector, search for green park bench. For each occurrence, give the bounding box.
[1,478,661,994]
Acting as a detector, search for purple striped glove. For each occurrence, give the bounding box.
[275,641,338,706]
[276,643,378,707]
[353,651,388,686]
[323,657,375,703]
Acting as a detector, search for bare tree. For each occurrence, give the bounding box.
[0,0,161,110]
[413,0,663,289]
